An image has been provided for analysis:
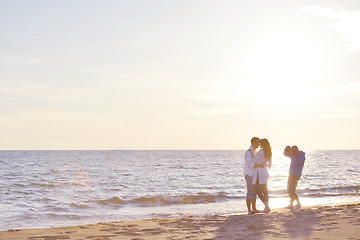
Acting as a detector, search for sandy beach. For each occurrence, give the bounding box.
[1,202,359,240]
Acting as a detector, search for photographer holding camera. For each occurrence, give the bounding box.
[284,145,306,209]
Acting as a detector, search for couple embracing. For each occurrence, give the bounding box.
[243,137,272,214]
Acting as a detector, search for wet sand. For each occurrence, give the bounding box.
[1,203,359,240]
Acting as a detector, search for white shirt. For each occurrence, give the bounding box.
[252,149,271,185]
[243,146,256,177]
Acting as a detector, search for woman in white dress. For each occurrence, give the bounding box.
[252,138,272,213]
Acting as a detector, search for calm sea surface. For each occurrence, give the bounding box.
[0,150,359,230]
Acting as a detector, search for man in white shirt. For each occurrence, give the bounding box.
[243,137,261,214]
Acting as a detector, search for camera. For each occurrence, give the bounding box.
[284,145,292,157]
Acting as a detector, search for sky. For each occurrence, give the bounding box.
[1,0,360,150]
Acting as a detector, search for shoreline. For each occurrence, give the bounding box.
[1,202,359,240]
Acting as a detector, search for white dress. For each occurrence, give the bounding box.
[252,150,271,185]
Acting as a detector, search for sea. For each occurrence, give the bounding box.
[0,150,359,231]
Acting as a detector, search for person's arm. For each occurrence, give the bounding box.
[254,151,265,168]
[244,151,255,169]
[254,163,265,168]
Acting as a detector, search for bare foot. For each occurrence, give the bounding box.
[263,207,271,213]
[252,209,261,214]
[294,203,301,209]
[286,204,294,209]
[248,211,254,215]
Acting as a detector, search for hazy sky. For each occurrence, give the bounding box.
[1,0,360,150]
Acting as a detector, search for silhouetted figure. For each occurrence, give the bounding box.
[284,145,306,209]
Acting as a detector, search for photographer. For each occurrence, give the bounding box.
[284,145,306,209]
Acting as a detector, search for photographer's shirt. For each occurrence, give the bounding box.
[290,151,306,177]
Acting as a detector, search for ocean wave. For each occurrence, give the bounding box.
[86,193,231,208]
[269,185,360,195]
[95,197,126,206]
[80,186,360,208]
[298,185,360,194]
[70,203,90,209]
[14,182,59,188]
[303,192,360,197]
[129,194,229,206]
[71,183,87,187]
[29,182,59,187]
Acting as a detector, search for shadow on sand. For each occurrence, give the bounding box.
[214,208,320,239]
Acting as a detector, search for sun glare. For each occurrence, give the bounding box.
[243,28,323,105]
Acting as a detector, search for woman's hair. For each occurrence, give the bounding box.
[260,138,272,160]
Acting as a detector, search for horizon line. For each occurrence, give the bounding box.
[0,149,359,151]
